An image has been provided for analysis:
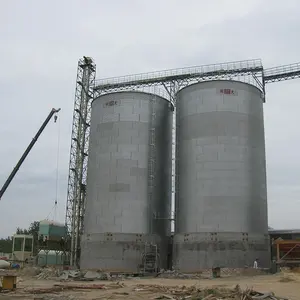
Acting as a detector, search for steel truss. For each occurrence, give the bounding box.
[94,59,265,102]
[65,57,96,267]
[264,62,300,83]
[66,57,300,267]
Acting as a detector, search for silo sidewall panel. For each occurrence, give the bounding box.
[174,80,270,270]
[81,91,172,272]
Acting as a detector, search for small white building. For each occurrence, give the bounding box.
[12,234,34,262]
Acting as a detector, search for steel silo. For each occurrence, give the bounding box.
[80,91,173,272]
[174,80,270,271]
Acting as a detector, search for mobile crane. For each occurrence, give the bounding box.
[0,108,61,201]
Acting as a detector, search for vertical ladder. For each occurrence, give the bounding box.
[144,95,158,274]
[148,95,157,234]
[143,243,158,273]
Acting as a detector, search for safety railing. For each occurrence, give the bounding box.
[95,59,263,89]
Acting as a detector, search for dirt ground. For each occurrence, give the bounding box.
[1,271,300,299]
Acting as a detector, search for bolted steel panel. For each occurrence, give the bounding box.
[81,91,173,271]
[174,80,270,270]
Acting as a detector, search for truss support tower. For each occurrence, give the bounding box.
[65,56,96,267]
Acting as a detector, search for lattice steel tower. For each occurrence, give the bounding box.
[65,56,96,267]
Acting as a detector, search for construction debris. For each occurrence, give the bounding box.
[33,296,76,300]
[36,268,63,280]
[58,270,83,281]
[17,265,269,283]
[32,267,115,282]
[156,269,201,279]
[84,270,111,280]
[2,275,292,300]
[132,284,288,300]
[1,266,295,299]
[25,284,105,294]
[156,268,268,279]
[25,282,124,294]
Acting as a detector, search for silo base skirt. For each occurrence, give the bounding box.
[80,233,167,272]
[173,232,270,272]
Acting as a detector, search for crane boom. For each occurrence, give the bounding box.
[0,108,61,201]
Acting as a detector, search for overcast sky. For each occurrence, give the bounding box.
[0,0,299,238]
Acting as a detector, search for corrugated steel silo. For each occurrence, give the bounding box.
[174,80,270,271]
[80,91,173,272]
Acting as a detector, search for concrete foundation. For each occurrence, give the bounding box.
[80,233,168,272]
[173,232,270,272]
